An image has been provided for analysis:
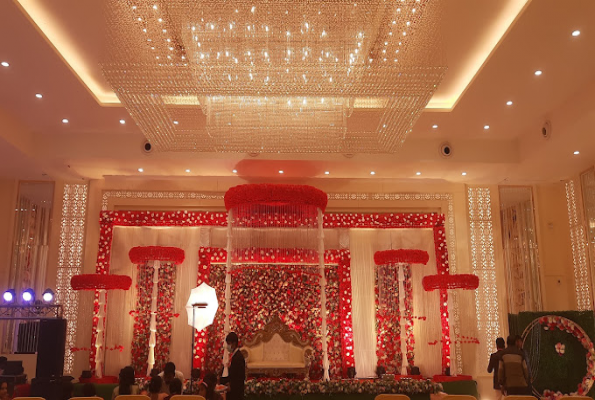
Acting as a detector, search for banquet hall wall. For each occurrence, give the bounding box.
[0,176,580,387]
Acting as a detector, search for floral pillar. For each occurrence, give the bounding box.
[70,274,132,378]
[147,259,160,375]
[95,289,107,378]
[319,210,330,380]
[374,249,430,373]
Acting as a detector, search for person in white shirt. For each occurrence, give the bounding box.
[158,362,185,394]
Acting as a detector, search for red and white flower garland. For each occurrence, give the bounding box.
[540,315,595,399]
[194,247,353,378]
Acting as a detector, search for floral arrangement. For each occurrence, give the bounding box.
[70,274,132,291]
[403,265,415,366]
[130,261,178,374]
[224,184,328,212]
[540,315,595,398]
[375,263,402,373]
[374,249,430,266]
[422,274,479,291]
[433,226,451,373]
[129,246,185,265]
[244,378,443,396]
[90,209,447,374]
[195,247,354,377]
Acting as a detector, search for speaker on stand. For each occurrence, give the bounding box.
[31,318,67,400]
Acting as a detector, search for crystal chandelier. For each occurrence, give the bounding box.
[102,0,446,153]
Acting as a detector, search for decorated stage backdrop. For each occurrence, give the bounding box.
[80,207,477,379]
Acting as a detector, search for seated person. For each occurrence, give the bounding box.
[0,358,6,376]
[159,362,184,394]
[202,372,223,400]
[0,381,13,400]
[82,383,96,397]
[148,376,167,400]
[112,366,140,400]
[165,378,182,400]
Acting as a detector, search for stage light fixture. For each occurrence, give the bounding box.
[3,289,16,304]
[22,288,35,303]
[42,288,54,304]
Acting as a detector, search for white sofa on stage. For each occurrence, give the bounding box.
[240,316,313,377]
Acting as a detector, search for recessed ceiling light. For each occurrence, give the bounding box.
[416,172,421,176]
[119,119,126,124]
[534,70,543,76]
[279,170,284,174]
[574,151,580,155]
[572,30,581,37]
[1,61,9,67]
[185,169,191,172]
[324,171,330,175]
[138,168,144,172]
[432,124,438,129]
[35,93,43,99]
[484,125,490,130]
[173,120,179,125]
[62,118,69,124]
[506,100,513,106]
[232,169,238,173]
[370,171,376,175]
[461,172,467,176]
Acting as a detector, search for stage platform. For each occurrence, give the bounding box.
[72,379,478,400]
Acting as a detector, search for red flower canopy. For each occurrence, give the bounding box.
[129,246,185,265]
[71,274,132,291]
[224,183,328,212]
[422,274,479,291]
[374,249,430,265]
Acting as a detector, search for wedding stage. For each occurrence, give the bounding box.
[71,184,480,391]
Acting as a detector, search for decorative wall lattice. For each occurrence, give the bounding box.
[467,187,499,370]
[55,183,88,374]
[499,186,542,313]
[566,179,592,310]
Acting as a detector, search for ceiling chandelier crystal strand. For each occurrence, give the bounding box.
[102,0,445,153]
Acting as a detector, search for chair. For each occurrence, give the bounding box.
[375,394,411,400]
[71,398,104,400]
[502,396,536,400]
[13,398,45,400]
[115,396,150,400]
[442,396,477,400]
[560,397,592,400]
[170,396,206,400]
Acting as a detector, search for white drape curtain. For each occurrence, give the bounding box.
[349,228,442,378]
[105,226,205,377]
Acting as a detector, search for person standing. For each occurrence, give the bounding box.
[498,335,530,395]
[225,332,245,400]
[488,337,506,400]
